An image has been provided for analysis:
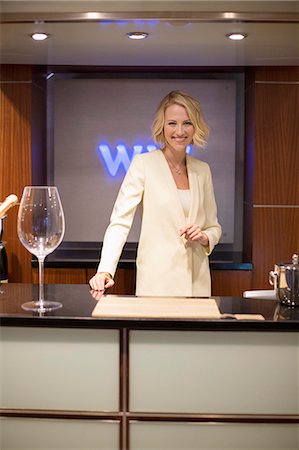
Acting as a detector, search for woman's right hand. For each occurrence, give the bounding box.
[89,272,115,291]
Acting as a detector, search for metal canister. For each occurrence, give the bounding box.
[269,254,299,307]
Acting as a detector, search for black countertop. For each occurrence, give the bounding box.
[0,284,298,331]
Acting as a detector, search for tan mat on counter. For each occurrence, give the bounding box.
[92,295,221,319]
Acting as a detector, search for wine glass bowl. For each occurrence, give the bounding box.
[17,186,65,312]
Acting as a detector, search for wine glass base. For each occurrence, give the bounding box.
[21,301,63,312]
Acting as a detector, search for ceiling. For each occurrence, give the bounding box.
[0,1,299,67]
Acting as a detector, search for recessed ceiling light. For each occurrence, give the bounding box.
[30,32,50,41]
[126,32,149,40]
[226,32,247,41]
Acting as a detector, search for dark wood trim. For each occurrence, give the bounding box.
[119,329,124,413]
[128,412,299,424]
[119,328,129,450]
[126,329,130,450]
[0,408,121,421]
[2,409,298,424]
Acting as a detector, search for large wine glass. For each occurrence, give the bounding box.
[17,186,65,312]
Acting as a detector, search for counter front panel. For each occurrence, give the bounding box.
[129,330,299,414]
[1,284,299,450]
[0,327,119,411]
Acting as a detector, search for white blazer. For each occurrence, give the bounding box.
[98,149,222,297]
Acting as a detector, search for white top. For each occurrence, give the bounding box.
[177,189,191,218]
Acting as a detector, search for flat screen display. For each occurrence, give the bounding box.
[51,74,242,250]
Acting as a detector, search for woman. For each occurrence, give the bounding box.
[89,90,221,297]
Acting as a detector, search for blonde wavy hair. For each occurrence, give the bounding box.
[152,90,209,148]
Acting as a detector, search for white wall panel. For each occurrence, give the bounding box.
[0,418,119,450]
[130,331,298,414]
[0,327,119,411]
[130,422,299,450]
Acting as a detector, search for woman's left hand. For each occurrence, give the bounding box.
[180,224,209,246]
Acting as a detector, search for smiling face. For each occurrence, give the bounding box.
[163,104,195,154]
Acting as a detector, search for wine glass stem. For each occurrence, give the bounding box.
[38,257,45,306]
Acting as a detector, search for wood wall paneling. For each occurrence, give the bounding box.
[32,268,88,284]
[252,208,299,288]
[87,268,251,297]
[254,84,299,205]
[249,67,299,290]
[0,65,32,82]
[211,270,252,297]
[254,67,299,83]
[0,65,33,282]
[87,267,136,295]
[110,268,136,295]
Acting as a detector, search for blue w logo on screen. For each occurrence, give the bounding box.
[98,143,192,176]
